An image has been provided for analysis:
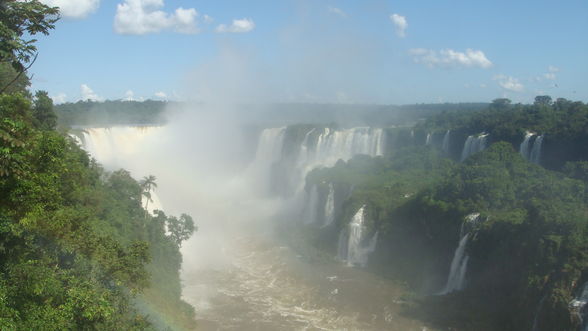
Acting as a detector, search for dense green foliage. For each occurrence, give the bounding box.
[0,63,31,96]
[55,100,169,127]
[417,97,588,169]
[0,93,196,330]
[303,107,588,330]
[0,0,58,73]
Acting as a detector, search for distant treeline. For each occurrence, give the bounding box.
[56,99,489,128]
[55,100,170,127]
[241,102,489,127]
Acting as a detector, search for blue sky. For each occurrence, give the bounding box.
[31,0,588,104]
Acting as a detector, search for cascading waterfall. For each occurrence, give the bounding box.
[425,133,432,145]
[570,281,588,331]
[339,206,378,267]
[252,126,385,198]
[460,133,489,161]
[442,130,451,155]
[78,126,163,167]
[529,135,544,165]
[309,127,385,166]
[323,183,335,227]
[439,213,481,294]
[75,126,165,214]
[519,131,535,160]
[247,127,286,194]
[520,132,544,165]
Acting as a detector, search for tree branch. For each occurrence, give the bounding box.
[0,53,38,94]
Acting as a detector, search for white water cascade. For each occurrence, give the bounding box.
[323,183,335,227]
[530,135,544,165]
[338,206,378,267]
[570,282,588,331]
[309,127,385,166]
[442,130,451,155]
[78,127,164,169]
[249,126,385,198]
[439,213,481,294]
[425,133,432,146]
[247,127,286,194]
[520,131,535,160]
[520,132,544,165]
[76,127,165,213]
[460,133,489,161]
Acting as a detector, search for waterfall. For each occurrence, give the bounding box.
[310,127,385,166]
[529,135,544,165]
[74,126,165,213]
[570,282,588,331]
[425,133,432,146]
[520,132,544,165]
[339,206,378,267]
[460,133,489,161]
[251,126,385,198]
[519,131,535,160]
[442,130,451,155]
[439,213,482,294]
[78,126,164,169]
[323,183,335,227]
[68,133,83,146]
[246,127,286,194]
[439,233,470,294]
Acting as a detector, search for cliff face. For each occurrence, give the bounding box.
[303,142,588,331]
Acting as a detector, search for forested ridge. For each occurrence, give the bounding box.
[55,100,169,127]
[1,1,195,329]
[300,98,588,330]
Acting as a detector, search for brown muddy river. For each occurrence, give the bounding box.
[182,233,434,331]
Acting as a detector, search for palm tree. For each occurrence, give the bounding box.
[139,175,157,217]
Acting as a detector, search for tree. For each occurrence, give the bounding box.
[0,62,30,94]
[534,95,553,106]
[33,90,57,130]
[139,175,157,215]
[0,0,59,92]
[167,214,196,247]
[490,98,512,109]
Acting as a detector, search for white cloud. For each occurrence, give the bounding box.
[51,93,67,104]
[114,0,201,35]
[154,91,167,99]
[328,6,347,18]
[409,48,492,69]
[535,66,560,81]
[494,74,524,92]
[40,0,100,19]
[216,18,255,33]
[390,13,407,38]
[80,84,103,101]
[203,14,214,24]
[173,7,199,34]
